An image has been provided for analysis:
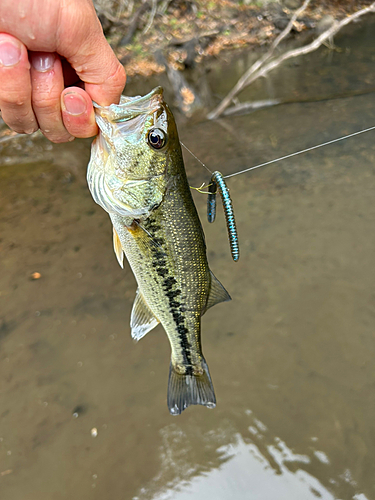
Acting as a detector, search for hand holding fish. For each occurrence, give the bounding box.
[0,0,126,143]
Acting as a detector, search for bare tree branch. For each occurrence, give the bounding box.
[265,0,311,63]
[207,2,375,120]
[206,0,311,120]
[143,0,158,34]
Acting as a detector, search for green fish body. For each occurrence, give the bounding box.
[87,87,230,415]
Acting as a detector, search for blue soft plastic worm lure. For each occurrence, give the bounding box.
[207,182,217,224]
[207,171,239,262]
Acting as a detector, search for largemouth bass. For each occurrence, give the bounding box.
[87,87,230,415]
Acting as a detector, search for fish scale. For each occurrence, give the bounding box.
[87,87,231,415]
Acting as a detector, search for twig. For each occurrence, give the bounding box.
[95,6,119,23]
[115,0,127,18]
[118,1,150,46]
[126,0,134,16]
[158,0,172,15]
[143,0,158,34]
[208,2,375,120]
[222,99,281,116]
[253,4,375,83]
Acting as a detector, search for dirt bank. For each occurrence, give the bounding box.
[95,0,375,76]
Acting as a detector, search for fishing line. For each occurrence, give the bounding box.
[182,124,375,264]
[180,141,212,174]
[223,125,375,179]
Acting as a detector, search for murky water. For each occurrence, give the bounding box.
[1,16,375,500]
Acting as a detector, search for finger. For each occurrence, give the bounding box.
[30,51,74,143]
[57,2,126,106]
[61,86,97,139]
[0,33,37,134]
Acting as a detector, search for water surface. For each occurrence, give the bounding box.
[1,16,375,500]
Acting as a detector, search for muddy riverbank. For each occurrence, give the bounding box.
[94,0,375,77]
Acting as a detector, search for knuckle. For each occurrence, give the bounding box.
[0,94,27,107]
[7,124,38,134]
[32,93,59,111]
[117,63,126,82]
[26,125,39,134]
[13,113,34,127]
[111,63,126,90]
[1,109,37,134]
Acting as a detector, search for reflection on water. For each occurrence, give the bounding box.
[135,407,373,500]
[1,15,375,500]
[140,414,338,500]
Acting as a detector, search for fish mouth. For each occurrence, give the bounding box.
[87,87,167,218]
[87,87,168,219]
[93,87,164,125]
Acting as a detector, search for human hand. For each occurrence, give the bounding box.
[0,0,126,143]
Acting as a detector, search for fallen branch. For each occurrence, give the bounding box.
[222,99,281,116]
[207,0,311,119]
[207,1,375,120]
[256,0,312,73]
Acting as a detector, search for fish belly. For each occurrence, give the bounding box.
[110,202,217,415]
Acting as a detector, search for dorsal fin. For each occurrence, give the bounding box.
[203,270,231,315]
[113,227,124,268]
[130,289,160,341]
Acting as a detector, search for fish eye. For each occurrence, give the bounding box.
[148,128,167,150]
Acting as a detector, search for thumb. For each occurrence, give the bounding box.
[57,1,126,106]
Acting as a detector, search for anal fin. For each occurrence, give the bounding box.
[130,289,160,341]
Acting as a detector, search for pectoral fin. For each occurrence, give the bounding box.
[130,289,160,341]
[202,270,231,314]
[113,227,124,268]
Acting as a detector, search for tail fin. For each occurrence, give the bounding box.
[167,359,216,416]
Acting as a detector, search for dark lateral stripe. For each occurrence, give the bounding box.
[151,242,193,372]
[162,275,193,372]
